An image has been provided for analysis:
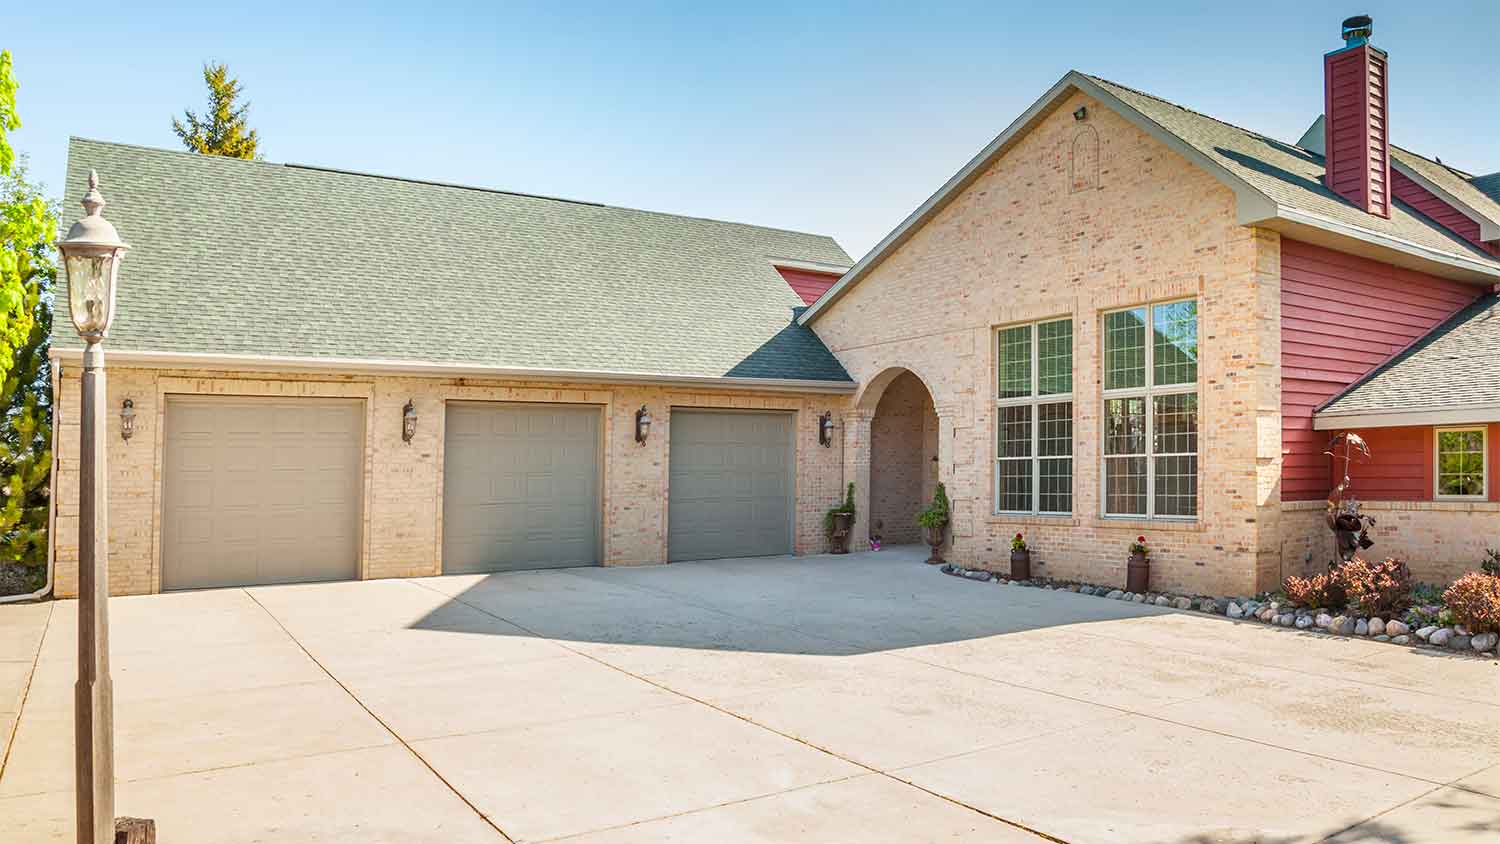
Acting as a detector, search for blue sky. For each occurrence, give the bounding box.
[7,1,1498,258]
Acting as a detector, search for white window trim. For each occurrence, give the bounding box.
[1434,426,1489,500]
[995,318,1074,516]
[1100,298,1200,521]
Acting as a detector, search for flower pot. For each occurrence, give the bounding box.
[1010,549,1031,581]
[1126,551,1150,593]
[829,512,854,554]
[924,524,947,565]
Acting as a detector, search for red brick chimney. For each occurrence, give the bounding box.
[1323,15,1390,217]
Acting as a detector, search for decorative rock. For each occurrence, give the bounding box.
[1131,594,1146,603]
[1450,635,1472,651]
[1106,590,1124,600]
[1385,620,1409,637]
[1314,613,1333,629]
[1173,597,1193,610]
[1354,619,1369,636]
[1471,633,1499,652]
[1415,625,1438,641]
[1226,602,1244,619]
[1257,607,1275,622]
[1295,615,1314,629]
[1374,634,1391,642]
[1278,613,1296,627]
[1367,618,1385,637]
[1429,628,1454,647]
[1392,635,1411,645]
[1332,616,1356,636]
[1198,598,1218,614]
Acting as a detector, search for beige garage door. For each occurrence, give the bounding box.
[442,403,601,574]
[668,410,794,562]
[162,396,364,591]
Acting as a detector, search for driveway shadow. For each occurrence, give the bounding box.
[407,546,1174,655]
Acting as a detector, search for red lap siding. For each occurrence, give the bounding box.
[1280,239,1480,501]
[776,266,842,305]
[1391,169,1500,257]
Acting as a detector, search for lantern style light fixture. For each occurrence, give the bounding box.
[818,411,835,447]
[119,399,136,442]
[57,169,135,844]
[634,405,653,445]
[402,399,418,444]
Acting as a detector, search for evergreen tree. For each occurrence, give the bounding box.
[171,62,260,159]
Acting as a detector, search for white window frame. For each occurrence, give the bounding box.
[1100,298,1199,520]
[994,317,1074,516]
[1434,426,1489,500]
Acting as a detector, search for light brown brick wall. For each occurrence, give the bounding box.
[869,371,938,544]
[1281,501,1500,587]
[813,90,1283,596]
[51,365,851,597]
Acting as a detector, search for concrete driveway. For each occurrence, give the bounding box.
[2,547,1499,843]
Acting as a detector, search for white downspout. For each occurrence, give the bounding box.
[0,356,59,604]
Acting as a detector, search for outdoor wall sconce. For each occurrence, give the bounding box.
[1073,105,1088,121]
[634,405,653,445]
[120,399,136,442]
[402,399,417,444]
[818,411,835,447]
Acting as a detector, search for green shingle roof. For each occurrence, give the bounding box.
[1084,76,1500,272]
[1318,293,1500,418]
[55,138,853,384]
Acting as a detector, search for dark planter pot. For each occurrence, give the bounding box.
[829,513,854,554]
[1010,549,1031,581]
[1126,552,1150,593]
[924,524,947,565]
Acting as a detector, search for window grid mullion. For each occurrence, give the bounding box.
[1031,327,1040,513]
[1145,304,1155,518]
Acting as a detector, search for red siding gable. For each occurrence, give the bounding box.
[1280,238,1480,500]
[1323,44,1390,217]
[1391,169,1500,257]
[776,266,842,305]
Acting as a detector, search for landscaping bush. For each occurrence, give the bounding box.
[1339,556,1412,617]
[1442,572,1500,635]
[1483,548,1500,578]
[1282,572,1345,609]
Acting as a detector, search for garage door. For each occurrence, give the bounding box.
[162,396,364,590]
[668,410,794,562]
[442,403,600,573]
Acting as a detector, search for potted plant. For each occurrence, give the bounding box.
[1127,534,1150,592]
[915,482,951,565]
[823,482,856,554]
[1010,532,1031,581]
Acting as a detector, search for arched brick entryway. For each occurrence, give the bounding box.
[842,366,945,553]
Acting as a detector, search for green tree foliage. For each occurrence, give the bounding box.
[0,50,56,573]
[172,62,260,159]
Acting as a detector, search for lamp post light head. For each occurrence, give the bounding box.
[56,170,129,343]
[402,399,418,444]
[120,399,136,442]
[818,411,835,447]
[634,405,652,445]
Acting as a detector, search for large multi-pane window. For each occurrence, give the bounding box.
[1435,428,1487,498]
[1103,300,1199,518]
[996,318,1073,514]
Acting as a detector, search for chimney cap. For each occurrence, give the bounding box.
[1341,15,1373,46]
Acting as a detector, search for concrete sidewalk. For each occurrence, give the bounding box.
[2,547,1499,842]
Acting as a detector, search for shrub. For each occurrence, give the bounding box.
[1339,557,1412,617]
[1282,572,1345,609]
[915,483,951,530]
[1483,549,1500,577]
[1011,532,1027,553]
[1443,573,1500,635]
[822,482,856,536]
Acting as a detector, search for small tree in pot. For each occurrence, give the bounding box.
[916,482,951,565]
[823,482,856,554]
[1127,534,1150,593]
[1010,533,1031,581]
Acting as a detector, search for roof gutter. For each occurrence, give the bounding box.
[46,348,858,394]
[1313,403,1500,431]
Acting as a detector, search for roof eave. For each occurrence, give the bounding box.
[1390,159,1500,242]
[1256,207,1500,285]
[47,348,859,394]
[800,71,1278,326]
[1313,404,1500,431]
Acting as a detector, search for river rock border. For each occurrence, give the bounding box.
[947,568,1499,659]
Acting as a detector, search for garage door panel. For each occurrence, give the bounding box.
[163,397,363,590]
[443,403,600,574]
[668,410,793,562]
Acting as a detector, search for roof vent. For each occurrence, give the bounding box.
[1341,15,1373,47]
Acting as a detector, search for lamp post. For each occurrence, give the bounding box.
[56,171,129,844]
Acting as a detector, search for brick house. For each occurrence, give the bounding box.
[50,18,1500,597]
